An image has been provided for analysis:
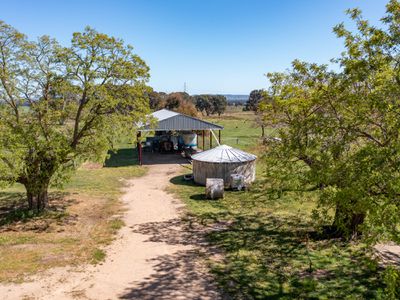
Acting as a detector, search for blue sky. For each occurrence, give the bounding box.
[0,0,389,94]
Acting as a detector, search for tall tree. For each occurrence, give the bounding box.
[194,94,227,116]
[262,1,400,241]
[147,90,166,110]
[0,23,150,210]
[194,95,212,116]
[164,92,197,116]
[245,89,264,111]
[210,95,227,116]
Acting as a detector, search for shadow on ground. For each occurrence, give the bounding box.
[0,190,75,229]
[142,152,191,166]
[205,213,383,299]
[105,148,191,167]
[104,148,139,167]
[119,249,219,300]
[119,217,222,299]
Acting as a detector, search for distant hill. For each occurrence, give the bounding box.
[189,93,248,105]
[223,94,248,105]
[223,94,249,101]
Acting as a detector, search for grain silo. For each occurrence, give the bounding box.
[191,145,257,188]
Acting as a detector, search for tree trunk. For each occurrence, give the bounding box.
[261,125,265,138]
[26,186,49,211]
[331,204,365,238]
[21,150,57,211]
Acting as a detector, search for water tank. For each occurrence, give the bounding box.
[191,145,257,188]
[180,132,197,147]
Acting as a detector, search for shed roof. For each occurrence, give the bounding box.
[191,144,257,163]
[139,109,223,131]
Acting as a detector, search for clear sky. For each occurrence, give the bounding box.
[0,0,389,95]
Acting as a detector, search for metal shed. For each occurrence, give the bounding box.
[140,109,223,131]
[137,109,224,165]
[191,145,257,187]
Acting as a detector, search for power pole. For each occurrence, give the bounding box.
[183,82,187,93]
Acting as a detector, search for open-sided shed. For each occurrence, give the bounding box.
[137,109,223,165]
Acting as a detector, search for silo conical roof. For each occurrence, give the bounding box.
[191,145,257,163]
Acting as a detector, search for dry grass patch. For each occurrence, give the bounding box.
[0,193,119,282]
[0,164,146,283]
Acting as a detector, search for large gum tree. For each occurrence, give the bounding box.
[0,22,150,210]
[262,1,400,241]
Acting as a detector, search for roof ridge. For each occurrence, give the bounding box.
[191,145,257,163]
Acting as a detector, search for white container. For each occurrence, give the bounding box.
[205,178,224,200]
[230,174,245,190]
[181,133,197,147]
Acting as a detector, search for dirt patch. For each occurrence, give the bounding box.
[0,193,123,283]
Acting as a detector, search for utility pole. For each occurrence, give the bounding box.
[183,82,187,93]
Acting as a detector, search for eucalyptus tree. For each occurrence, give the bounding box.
[262,1,400,241]
[194,94,212,115]
[210,95,227,116]
[244,89,264,112]
[194,94,227,116]
[0,22,150,210]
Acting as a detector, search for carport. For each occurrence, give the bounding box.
[137,109,223,165]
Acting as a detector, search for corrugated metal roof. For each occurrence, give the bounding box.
[191,145,257,163]
[151,109,179,121]
[140,109,223,131]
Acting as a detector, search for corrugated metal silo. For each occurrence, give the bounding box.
[191,145,257,188]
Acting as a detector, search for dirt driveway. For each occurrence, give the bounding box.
[0,161,220,299]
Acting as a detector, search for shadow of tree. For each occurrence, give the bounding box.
[0,190,75,229]
[119,249,221,300]
[119,217,223,299]
[105,148,191,167]
[130,217,207,246]
[142,152,191,166]
[201,212,383,299]
[104,148,139,167]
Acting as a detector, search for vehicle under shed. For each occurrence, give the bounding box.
[137,109,223,165]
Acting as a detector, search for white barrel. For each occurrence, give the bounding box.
[230,174,245,190]
[205,178,224,200]
[181,133,197,147]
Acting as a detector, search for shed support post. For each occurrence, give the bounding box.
[137,131,142,166]
[202,130,205,150]
[218,130,221,144]
[210,130,212,148]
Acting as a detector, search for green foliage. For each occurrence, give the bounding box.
[147,89,167,110]
[0,21,150,209]
[194,94,227,116]
[244,89,265,112]
[261,1,400,241]
[378,266,400,300]
[91,248,106,264]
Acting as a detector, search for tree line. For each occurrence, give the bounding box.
[148,90,227,116]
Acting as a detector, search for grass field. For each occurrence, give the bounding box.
[0,144,145,282]
[169,108,386,299]
[205,110,264,150]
